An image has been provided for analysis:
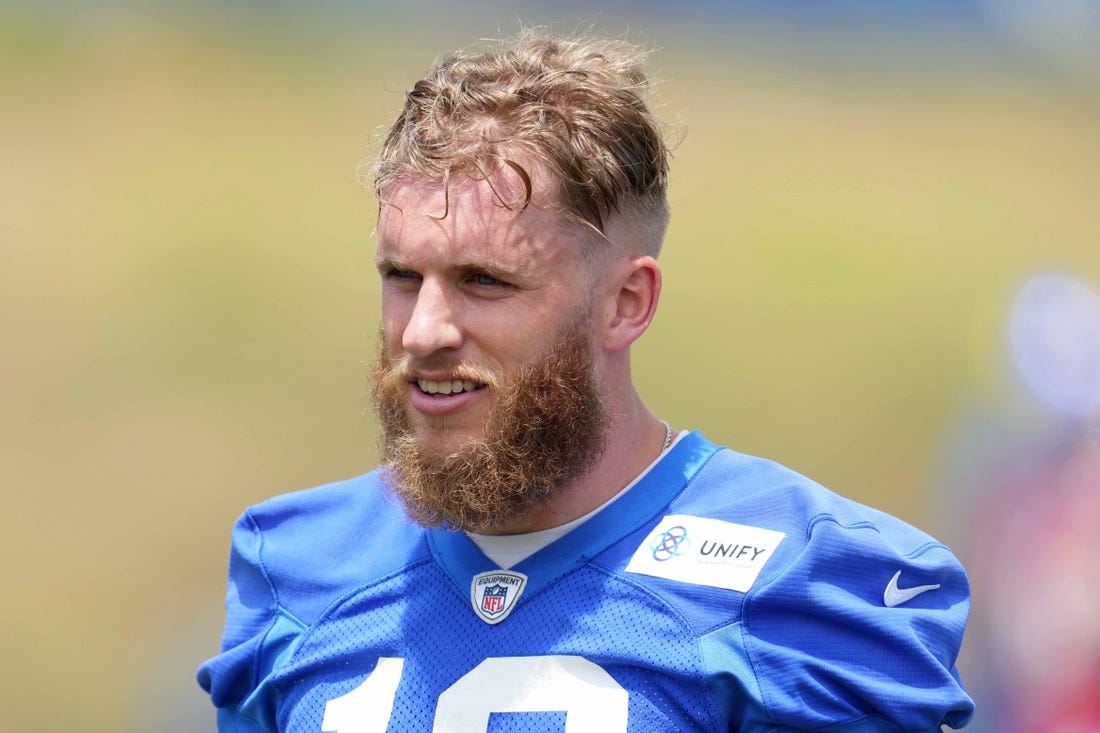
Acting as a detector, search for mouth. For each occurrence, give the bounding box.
[415,378,488,396]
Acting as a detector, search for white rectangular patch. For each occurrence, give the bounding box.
[626,515,785,592]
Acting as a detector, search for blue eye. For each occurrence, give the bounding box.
[380,267,420,283]
[473,273,501,287]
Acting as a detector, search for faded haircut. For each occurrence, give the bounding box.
[372,29,671,257]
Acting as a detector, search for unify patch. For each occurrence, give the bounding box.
[626,515,785,592]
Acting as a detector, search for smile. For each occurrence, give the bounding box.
[417,379,487,396]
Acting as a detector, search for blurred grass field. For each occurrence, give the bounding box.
[2,4,1097,731]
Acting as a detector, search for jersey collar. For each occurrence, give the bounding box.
[426,431,720,602]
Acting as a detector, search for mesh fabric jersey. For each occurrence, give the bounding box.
[198,432,974,732]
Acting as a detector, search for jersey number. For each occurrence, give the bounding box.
[321,655,628,732]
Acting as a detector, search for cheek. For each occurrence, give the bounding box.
[485,319,559,370]
[376,286,413,334]
[380,302,409,355]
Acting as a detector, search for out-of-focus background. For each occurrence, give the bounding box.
[3,1,1098,731]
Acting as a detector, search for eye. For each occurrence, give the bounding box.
[464,270,514,298]
[380,264,421,283]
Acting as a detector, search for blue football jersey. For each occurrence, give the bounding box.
[198,432,974,732]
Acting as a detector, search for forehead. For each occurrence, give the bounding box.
[376,174,585,267]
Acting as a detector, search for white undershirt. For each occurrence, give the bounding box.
[467,430,687,569]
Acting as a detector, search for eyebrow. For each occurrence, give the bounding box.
[375,256,523,282]
[374,255,402,271]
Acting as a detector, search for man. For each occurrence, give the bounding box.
[198,30,974,732]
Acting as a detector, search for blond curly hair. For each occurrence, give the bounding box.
[373,30,671,256]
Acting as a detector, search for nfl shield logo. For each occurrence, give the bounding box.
[482,584,507,614]
[470,570,528,625]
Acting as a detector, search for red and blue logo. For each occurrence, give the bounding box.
[481,584,508,615]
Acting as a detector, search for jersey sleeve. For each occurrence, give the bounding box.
[720,512,974,732]
[197,509,306,733]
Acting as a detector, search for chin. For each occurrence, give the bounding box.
[409,420,483,457]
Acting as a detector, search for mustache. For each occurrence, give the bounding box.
[376,353,502,392]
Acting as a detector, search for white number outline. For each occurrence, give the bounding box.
[321,655,628,733]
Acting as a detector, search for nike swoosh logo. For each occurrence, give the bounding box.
[883,570,941,607]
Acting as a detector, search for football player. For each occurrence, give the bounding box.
[199,30,974,732]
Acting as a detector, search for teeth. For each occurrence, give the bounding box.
[417,378,484,395]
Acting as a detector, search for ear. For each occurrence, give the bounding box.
[602,255,662,352]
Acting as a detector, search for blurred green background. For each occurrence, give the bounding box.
[2,2,1097,731]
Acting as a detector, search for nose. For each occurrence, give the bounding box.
[401,279,463,357]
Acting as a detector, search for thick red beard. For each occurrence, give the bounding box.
[371,321,608,533]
